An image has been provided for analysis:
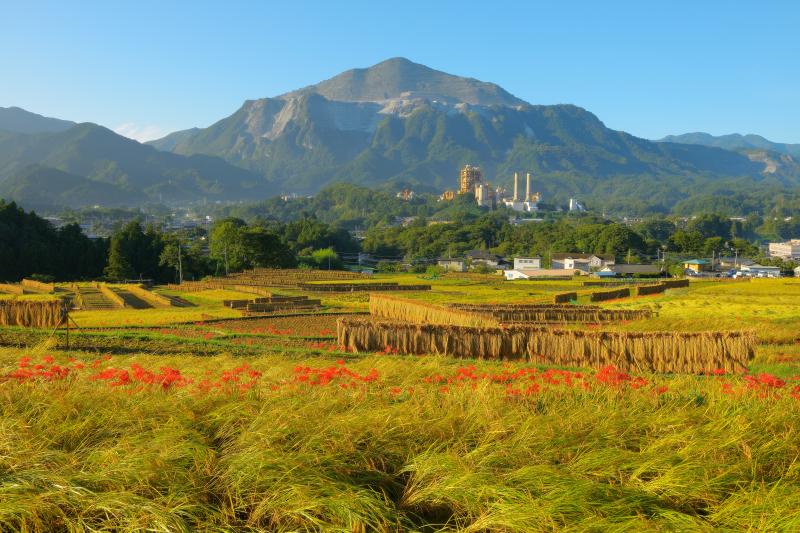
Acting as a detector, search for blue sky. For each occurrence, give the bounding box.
[1,0,797,142]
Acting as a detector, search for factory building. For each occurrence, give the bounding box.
[440,165,540,212]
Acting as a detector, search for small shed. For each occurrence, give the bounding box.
[683,259,711,273]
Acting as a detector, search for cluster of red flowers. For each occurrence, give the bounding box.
[291,360,379,388]
[6,354,800,402]
[197,363,263,392]
[89,363,193,389]
[7,355,72,382]
[3,354,263,394]
[419,364,663,396]
[318,328,335,336]
[718,371,800,399]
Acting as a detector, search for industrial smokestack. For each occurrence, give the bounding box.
[526,172,531,202]
[513,172,519,201]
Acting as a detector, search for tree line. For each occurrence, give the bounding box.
[2,195,798,283]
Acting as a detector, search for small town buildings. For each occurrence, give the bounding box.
[437,259,467,272]
[551,253,615,270]
[513,257,542,270]
[683,259,711,273]
[717,257,755,269]
[504,268,575,280]
[768,239,800,260]
[741,264,781,278]
[794,265,800,278]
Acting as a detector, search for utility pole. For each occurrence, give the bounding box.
[177,242,183,284]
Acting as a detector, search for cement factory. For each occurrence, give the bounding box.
[440,165,541,212]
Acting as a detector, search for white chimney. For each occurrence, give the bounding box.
[513,172,519,201]
[526,172,531,202]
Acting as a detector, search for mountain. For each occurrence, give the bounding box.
[284,57,526,106]
[660,132,800,158]
[0,164,142,210]
[148,57,798,212]
[0,106,76,134]
[0,122,275,209]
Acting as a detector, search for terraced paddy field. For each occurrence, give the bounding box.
[1,274,800,530]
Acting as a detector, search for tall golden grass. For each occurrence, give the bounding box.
[337,317,755,373]
[369,294,499,327]
[0,300,66,328]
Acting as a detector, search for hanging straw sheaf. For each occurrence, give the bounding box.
[452,303,652,322]
[337,317,755,374]
[662,279,690,289]
[553,291,578,304]
[0,300,67,328]
[369,294,499,327]
[589,288,631,302]
[20,279,55,293]
[636,283,668,296]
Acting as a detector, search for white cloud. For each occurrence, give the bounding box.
[113,122,170,143]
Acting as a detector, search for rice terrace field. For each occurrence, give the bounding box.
[2,270,800,531]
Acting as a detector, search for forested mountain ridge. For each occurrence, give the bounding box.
[0,123,275,207]
[660,132,800,158]
[0,106,76,134]
[148,57,799,211]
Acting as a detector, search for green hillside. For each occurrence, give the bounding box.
[0,124,276,207]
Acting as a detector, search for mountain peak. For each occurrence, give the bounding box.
[283,57,527,107]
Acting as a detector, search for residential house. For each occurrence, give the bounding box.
[551,253,615,270]
[717,257,755,269]
[504,268,575,280]
[437,259,467,272]
[794,265,800,278]
[683,259,711,273]
[513,257,542,270]
[465,250,504,268]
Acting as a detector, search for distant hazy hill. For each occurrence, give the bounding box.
[660,132,800,158]
[0,164,142,209]
[0,122,274,209]
[0,106,76,134]
[148,57,796,211]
